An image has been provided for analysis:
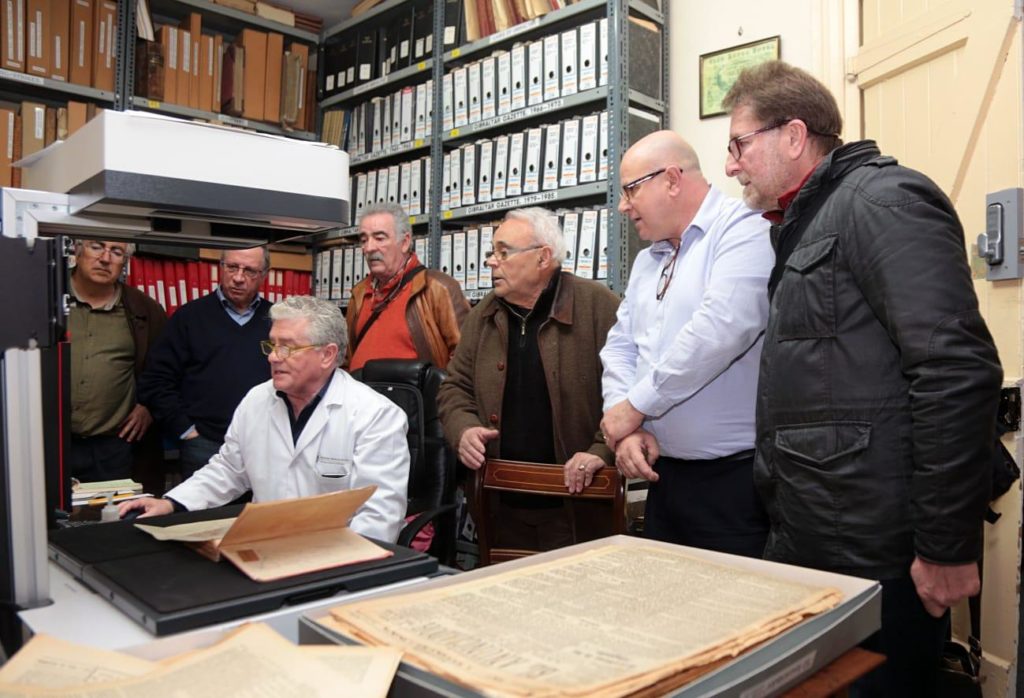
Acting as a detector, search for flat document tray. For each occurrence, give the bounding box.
[48,507,437,636]
[299,536,880,697]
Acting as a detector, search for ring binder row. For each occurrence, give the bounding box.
[321,0,435,98]
[127,256,312,316]
[321,80,434,157]
[314,205,606,305]
[441,109,609,211]
[443,17,608,129]
[348,155,434,225]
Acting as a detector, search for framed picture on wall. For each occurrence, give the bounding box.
[699,36,781,119]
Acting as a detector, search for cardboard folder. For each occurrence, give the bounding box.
[135,488,391,583]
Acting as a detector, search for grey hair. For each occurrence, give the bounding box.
[270,295,348,359]
[360,202,412,240]
[75,239,136,256]
[220,246,271,272]
[504,207,566,262]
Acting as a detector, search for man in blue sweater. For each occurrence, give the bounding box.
[139,247,273,478]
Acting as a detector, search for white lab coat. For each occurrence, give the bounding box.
[166,369,410,542]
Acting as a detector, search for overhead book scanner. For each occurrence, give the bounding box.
[20,111,349,233]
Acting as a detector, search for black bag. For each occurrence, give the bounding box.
[938,638,982,698]
[987,425,1020,523]
[938,426,1018,695]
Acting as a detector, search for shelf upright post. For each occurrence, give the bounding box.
[116,0,138,111]
[605,0,630,296]
[428,0,446,270]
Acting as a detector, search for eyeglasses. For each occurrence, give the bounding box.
[727,121,790,161]
[483,244,544,264]
[82,241,127,260]
[656,246,681,301]
[222,262,265,280]
[620,168,668,203]
[260,340,321,359]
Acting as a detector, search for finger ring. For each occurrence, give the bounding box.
[577,463,587,471]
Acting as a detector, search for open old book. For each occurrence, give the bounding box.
[135,487,391,582]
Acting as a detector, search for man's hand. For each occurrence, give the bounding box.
[563,452,606,494]
[117,496,174,519]
[458,426,499,470]
[615,430,660,481]
[910,557,981,618]
[118,404,153,443]
[601,400,645,449]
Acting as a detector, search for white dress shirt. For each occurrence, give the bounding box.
[601,185,773,459]
[166,369,410,542]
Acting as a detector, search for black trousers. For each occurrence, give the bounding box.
[642,451,769,559]
[69,434,133,483]
[851,574,948,697]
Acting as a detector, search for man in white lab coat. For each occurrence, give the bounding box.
[120,295,410,543]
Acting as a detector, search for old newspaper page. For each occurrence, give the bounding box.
[329,543,842,697]
[0,623,398,698]
[0,635,155,688]
[299,645,403,698]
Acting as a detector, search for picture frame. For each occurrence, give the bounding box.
[699,36,781,119]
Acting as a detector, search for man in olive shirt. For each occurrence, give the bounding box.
[69,240,166,493]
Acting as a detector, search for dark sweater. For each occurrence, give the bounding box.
[138,293,271,443]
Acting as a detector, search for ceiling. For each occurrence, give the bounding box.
[271,0,361,28]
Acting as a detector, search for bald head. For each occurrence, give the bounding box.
[618,130,710,243]
[623,130,702,174]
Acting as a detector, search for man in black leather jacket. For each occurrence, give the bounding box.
[722,60,1002,696]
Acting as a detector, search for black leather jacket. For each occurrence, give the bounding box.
[755,140,1002,580]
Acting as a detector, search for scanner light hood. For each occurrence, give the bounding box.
[20,111,349,236]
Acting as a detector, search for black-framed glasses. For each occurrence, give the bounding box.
[656,246,681,301]
[260,340,321,359]
[620,168,667,203]
[222,262,265,280]
[483,244,544,264]
[82,241,127,260]
[727,121,790,161]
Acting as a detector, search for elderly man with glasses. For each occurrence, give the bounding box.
[122,296,409,543]
[68,239,167,494]
[438,207,620,553]
[139,247,273,480]
[599,130,772,558]
[723,61,1002,694]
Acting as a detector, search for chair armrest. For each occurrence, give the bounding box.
[397,502,458,548]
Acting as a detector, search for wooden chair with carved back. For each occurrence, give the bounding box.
[470,458,626,566]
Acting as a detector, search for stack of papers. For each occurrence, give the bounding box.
[0,623,401,697]
[71,479,147,507]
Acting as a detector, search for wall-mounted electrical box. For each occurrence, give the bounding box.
[977,188,1024,281]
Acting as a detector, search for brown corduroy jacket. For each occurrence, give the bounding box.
[438,272,620,466]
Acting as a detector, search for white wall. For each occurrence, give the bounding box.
[667,1,818,198]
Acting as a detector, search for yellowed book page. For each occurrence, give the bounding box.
[300,645,402,698]
[220,486,375,547]
[221,526,391,582]
[0,624,369,698]
[329,544,841,698]
[135,518,235,543]
[0,635,155,688]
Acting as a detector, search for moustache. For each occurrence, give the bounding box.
[367,253,386,263]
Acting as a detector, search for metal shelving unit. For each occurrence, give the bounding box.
[130,96,318,140]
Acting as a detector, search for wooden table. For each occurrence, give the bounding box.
[783,647,885,697]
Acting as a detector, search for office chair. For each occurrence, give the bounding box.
[354,359,458,566]
[470,458,627,566]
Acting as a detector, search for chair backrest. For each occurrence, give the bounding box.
[355,359,457,563]
[471,458,627,566]
[356,359,451,515]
